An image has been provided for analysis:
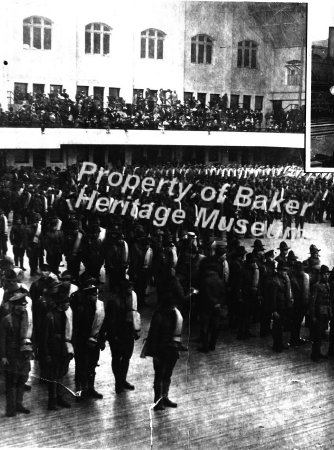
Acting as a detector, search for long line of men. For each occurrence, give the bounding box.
[1,229,334,417]
[1,163,334,417]
[0,164,334,271]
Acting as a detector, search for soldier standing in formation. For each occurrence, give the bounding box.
[104,279,139,394]
[71,279,105,399]
[309,265,331,362]
[0,292,33,416]
[44,282,74,410]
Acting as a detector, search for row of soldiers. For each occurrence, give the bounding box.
[1,231,334,417]
[0,262,140,417]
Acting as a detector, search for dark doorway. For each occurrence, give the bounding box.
[93,148,105,166]
[243,95,251,111]
[33,149,46,168]
[230,94,239,110]
[197,93,207,105]
[272,100,283,116]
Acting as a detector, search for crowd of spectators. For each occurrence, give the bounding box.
[0,87,305,132]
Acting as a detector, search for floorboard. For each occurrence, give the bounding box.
[1,220,334,449]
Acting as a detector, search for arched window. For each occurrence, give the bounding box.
[85,23,112,55]
[237,40,257,68]
[140,29,165,59]
[23,16,52,50]
[191,34,213,64]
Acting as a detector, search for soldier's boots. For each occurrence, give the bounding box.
[153,386,165,411]
[16,404,30,414]
[48,381,58,411]
[86,375,103,399]
[123,380,135,391]
[16,384,30,414]
[86,388,103,399]
[57,396,71,408]
[162,382,177,408]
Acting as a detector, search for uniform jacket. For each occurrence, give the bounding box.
[310,281,331,319]
[145,305,180,357]
[271,274,293,314]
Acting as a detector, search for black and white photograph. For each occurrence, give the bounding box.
[309,0,334,169]
[3,1,334,449]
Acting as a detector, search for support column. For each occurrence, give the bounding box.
[236,149,242,164]
[124,148,132,165]
[204,148,210,164]
[220,149,229,164]
[176,148,183,164]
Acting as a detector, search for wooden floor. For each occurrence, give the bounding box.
[1,220,334,449]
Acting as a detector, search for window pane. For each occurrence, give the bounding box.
[85,24,91,31]
[33,17,41,24]
[94,23,100,31]
[157,31,163,38]
[198,44,204,63]
[14,83,28,103]
[148,38,154,58]
[141,37,146,58]
[198,93,206,104]
[149,29,155,36]
[23,18,30,25]
[191,42,196,63]
[33,27,41,49]
[77,86,89,96]
[44,28,51,49]
[44,20,51,26]
[206,44,212,64]
[94,32,100,53]
[103,34,110,54]
[85,31,90,53]
[199,35,204,41]
[251,49,256,68]
[207,37,212,44]
[245,40,250,47]
[50,85,62,94]
[33,84,44,94]
[244,48,250,67]
[109,87,120,99]
[237,48,242,67]
[184,92,193,103]
[23,25,30,45]
[157,39,163,59]
[210,94,219,106]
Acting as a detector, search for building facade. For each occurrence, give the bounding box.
[1,0,306,115]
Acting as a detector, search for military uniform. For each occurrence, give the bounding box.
[24,214,44,276]
[71,282,105,399]
[197,260,224,352]
[0,292,33,416]
[271,263,293,352]
[43,283,74,409]
[144,299,182,410]
[309,266,331,361]
[104,280,139,393]
[289,262,309,346]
